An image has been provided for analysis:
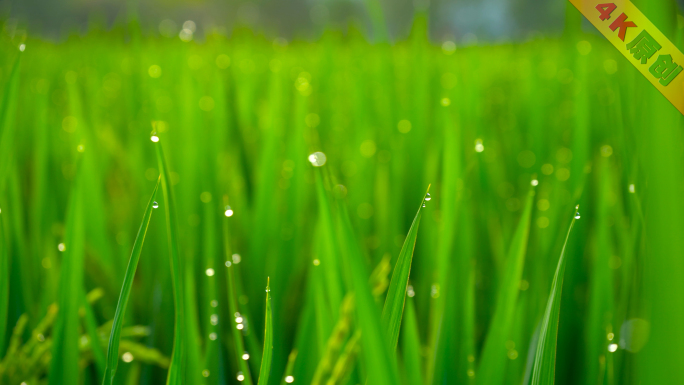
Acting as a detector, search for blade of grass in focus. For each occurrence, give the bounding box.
[154,139,185,385]
[102,178,160,385]
[381,185,430,351]
[477,187,535,385]
[530,206,579,384]
[257,277,273,385]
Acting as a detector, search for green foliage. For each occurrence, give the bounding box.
[0,12,680,384]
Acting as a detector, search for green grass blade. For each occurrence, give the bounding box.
[0,52,21,191]
[530,207,579,385]
[223,215,255,385]
[381,185,430,351]
[477,187,535,385]
[154,140,185,385]
[102,178,160,385]
[402,295,424,385]
[48,165,85,385]
[0,204,8,357]
[335,198,400,385]
[257,277,273,385]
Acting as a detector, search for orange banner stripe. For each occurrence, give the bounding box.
[569,0,684,115]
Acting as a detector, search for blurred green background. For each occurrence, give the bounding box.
[2,0,684,384]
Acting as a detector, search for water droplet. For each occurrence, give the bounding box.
[608,343,618,352]
[285,375,295,383]
[425,193,432,201]
[312,259,320,266]
[531,179,539,186]
[628,184,635,193]
[205,268,215,277]
[58,243,66,252]
[620,318,650,353]
[237,372,245,382]
[209,332,217,340]
[431,284,440,298]
[210,300,218,307]
[224,205,234,217]
[19,44,25,52]
[236,323,244,330]
[407,285,415,297]
[242,352,250,360]
[574,212,580,219]
[153,201,159,209]
[202,370,210,378]
[232,253,241,264]
[150,131,160,142]
[422,203,426,208]
[308,151,327,167]
[122,352,134,362]
[211,314,219,325]
[225,260,232,267]
[474,139,484,153]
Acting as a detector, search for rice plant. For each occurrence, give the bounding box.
[1,2,683,384]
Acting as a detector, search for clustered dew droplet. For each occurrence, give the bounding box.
[574,204,581,220]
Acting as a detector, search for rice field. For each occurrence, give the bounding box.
[1,4,684,385]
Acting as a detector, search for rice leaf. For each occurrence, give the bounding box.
[0,52,21,191]
[381,185,430,351]
[477,188,535,385]
[154,141,185,385]
[402,295,424,385]
[0,203,9,357]
[223,215,255,385]
[257,277,273,385]
[530,206,579,385]
[48,165,85,385]
[334,198,400,385]
[101,178,159,385]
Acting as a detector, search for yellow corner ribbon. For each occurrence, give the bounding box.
[569,0,684,115]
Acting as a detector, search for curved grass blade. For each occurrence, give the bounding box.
[477,187,535,385]
[154,140,185,385]
[101,178,160,385]
[382,185,430,351]
[530,206,579,385]
[257,277,273,385]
